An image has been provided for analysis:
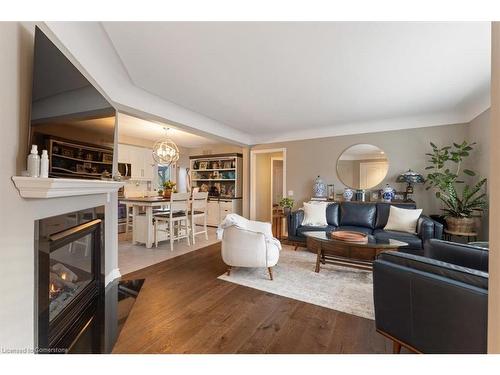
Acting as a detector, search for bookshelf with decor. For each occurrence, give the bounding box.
[189,153,243,226]
[49,138,114,179]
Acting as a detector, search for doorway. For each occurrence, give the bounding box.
[250,148,287,222]
[270,157,284,220]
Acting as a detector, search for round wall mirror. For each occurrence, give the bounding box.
[336,144,389,190]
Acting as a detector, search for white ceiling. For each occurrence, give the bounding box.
[117,113,217,148]
[101,22,491,144]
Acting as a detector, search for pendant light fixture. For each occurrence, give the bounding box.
[152,127,180,166]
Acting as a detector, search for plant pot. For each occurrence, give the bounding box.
[163,188,172,199]
[445,216,476,233]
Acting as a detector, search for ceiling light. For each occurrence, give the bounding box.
[152,127,179,166]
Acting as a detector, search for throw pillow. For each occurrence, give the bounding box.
[301,202,328,226]
[384,205,423,234]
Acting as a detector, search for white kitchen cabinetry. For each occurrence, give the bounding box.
[117,144,131,164]
[207,200,220,226]
[118,144,155,181]
[206,199,243,227]
[189,153,243,226]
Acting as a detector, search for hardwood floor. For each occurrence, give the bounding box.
[112,243,395,354]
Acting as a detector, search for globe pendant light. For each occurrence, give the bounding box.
[152,127,180,166]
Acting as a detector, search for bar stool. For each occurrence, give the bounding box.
[190,191,209,244]
[154,192,191,251]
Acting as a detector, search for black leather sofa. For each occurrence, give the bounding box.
[288,202,443,255]
[373,239,489,353]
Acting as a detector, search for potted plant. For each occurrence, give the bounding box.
[157,189,164,197]
[279,197,295,216]
[425,141,487,233]
[162,180,176,198]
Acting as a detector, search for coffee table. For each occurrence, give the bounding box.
[303,231,408,272]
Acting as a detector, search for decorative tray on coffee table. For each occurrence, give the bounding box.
[327,230,368,244]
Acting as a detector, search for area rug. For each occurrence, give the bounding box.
[218,247,374,320]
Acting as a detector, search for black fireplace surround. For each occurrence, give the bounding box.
[36,208,104,352]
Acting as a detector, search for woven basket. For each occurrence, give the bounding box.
[445,216,476,233]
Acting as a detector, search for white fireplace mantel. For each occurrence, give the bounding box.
[12,176,124,199]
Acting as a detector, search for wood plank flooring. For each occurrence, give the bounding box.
[112,243,395,354]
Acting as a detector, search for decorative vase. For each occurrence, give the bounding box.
[445,216,476,233]
[382,184,395,202]
[343,188,353,201]
[163,188,172,199]
[313,176,327,198]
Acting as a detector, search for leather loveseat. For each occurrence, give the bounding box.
[288,202,443,255]
[373,239,489,353]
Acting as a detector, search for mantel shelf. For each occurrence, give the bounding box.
[12,176,124,199]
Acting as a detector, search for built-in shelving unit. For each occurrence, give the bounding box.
[189,153,243,199]
[49,139,113,180]
[189,153,243,225]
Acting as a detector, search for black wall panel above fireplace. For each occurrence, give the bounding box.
[29,26,116,179]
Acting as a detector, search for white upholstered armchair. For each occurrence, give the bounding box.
[218,214,281,280]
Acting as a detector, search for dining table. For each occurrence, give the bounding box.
[119,196,183,248]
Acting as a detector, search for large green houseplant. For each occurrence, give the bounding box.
[425,141,487,233]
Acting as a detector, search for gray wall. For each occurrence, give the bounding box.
[252,122,474,216]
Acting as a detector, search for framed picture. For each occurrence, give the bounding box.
[199,161,208,170]
[102,153,113,163]
[371,191,380,201]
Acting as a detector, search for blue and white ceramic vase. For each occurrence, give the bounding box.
[343,188,354,201]
[382,184,396,202]
[313,175,327,198]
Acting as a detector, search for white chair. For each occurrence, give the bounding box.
[190,191,209,244]
[125,204,134,234]
[219,214,281,280]
[154,192,191,251]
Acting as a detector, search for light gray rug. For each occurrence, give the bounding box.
[218,248,374,320]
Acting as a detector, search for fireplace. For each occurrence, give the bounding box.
[36,207,104,352]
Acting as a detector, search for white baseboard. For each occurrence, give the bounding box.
[105,268,121,285]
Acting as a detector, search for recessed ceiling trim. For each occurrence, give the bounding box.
[254,110,478,145]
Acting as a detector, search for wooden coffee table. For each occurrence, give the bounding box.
[303,231,408,272]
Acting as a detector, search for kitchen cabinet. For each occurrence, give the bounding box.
[117,144,131,164]
[189,153,243,226]
[118,144,155,181]
[207,200,220,226]
[206,199,243,227]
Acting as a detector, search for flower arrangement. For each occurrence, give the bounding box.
[163,180,176,190]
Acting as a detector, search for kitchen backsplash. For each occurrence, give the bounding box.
[123,180,156,197]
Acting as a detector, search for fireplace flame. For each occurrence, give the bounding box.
[49,282,61,299]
